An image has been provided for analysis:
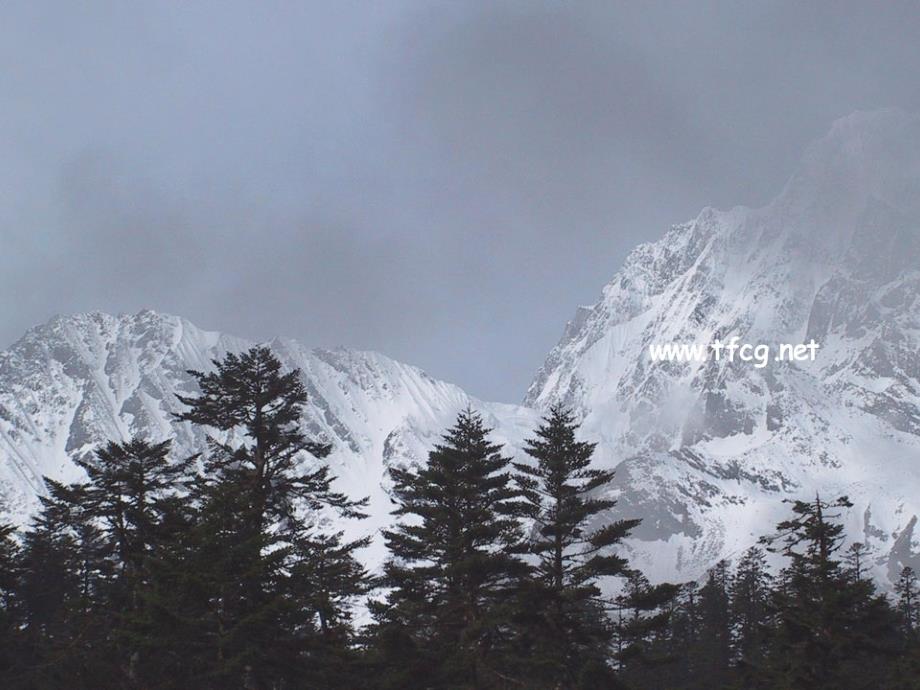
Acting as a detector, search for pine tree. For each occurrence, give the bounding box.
[730,546,773,681]
[0,523,21,684]
[76,438,193,582]
[844,542,870,583]
[72,438,196,684]
[659,562,735,690]
[175,347,365,532]
[372,408,529,689]
[668,582,700,678]
[16,479,117,688]
[175,346,369,688]
[613,570,681,686]
[512,405,638,687]
[693,560,732,687]
[125,490,211,688]
[897,566,919,642]
[760,495,900,689]
[287,530,374,688]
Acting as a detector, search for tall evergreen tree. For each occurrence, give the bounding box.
[176,347,365,532]
[730,546,773,680]
[844,542,870,583]
[287,530,374,688]
[760,495,900,689]
[513,405,638,687]
[372,408,529,689]
[667,582,700,681]
[175,346,369,689]
[76,439,193,583]
[73,438,196,685]
[15,480,116,688]
[0,523,21,682]
[613,570,681,686]
[897,566,919,642]
[693,560,732,687]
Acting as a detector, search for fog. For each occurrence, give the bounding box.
[3,1,920,401]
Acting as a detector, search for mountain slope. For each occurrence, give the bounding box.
[0,309,537,566]
[526,109,920,583]
[3,110,920,586]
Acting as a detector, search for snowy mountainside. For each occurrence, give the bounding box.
[0,310,537,566]
[4,109,920,587]
[526,109,920,584]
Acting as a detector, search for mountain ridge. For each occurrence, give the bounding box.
[524,108,920,582]
[3,109,920,584]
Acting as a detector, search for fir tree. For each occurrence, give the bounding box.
[76,438,193,581]
[74,438,196,683]
[287,530,374,688]
[372,408,529,689]
[667,582,700,680]
[15,480,117,688]
[0,523,21,683]
[897,566,919,642]
[730,546,773,680]
[125,490,211,688]
[175,346,368,688]
[760,495,900,690]
[693,560,732,687]
[844,542,870,583]
[512,405,638,687]
[175,347,366,532]
[613,570,681,686]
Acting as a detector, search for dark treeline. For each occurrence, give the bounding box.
[0,346,918,689]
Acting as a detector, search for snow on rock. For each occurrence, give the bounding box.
[526,108,920,584]
[0,309,537,570]
[3,110,920,585]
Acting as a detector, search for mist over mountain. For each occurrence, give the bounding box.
[3,110,920,584]
[527,108,920,583]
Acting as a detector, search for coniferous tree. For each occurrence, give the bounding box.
[0,523,21,682]
[287,530,374,688]
[175,346,369,689]
[15,480,116,688]
[74,438,196,684]
[76,439,193,586]
[897,566,919,642]
[844,542,870,583]
[613,570,681,686]
[667,582,700,680]
[125,488,210,688]
[512,406,639,687]
[372,408,529,689]
[730,546,773,681]
[760,495,900,689]
[693,560,732,687]
[657,562,734,690]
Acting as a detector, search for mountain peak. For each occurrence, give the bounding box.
[0,310,537,566]
[525,110,920,582]
[777,108,920,228]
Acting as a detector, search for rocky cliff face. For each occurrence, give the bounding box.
[526,109,920,582]
[3,110,920,584]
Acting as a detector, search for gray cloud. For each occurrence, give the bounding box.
[3,1,920,401]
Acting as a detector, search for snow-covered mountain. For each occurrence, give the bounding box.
[0,309,536,566]
[2,109,920,585]
[527,108,920,584]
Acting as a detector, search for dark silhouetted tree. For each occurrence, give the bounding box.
[175,346,368,689]
[513,405,638,687]
[371,408,529,689]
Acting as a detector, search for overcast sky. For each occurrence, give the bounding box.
[3,1,920,402]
